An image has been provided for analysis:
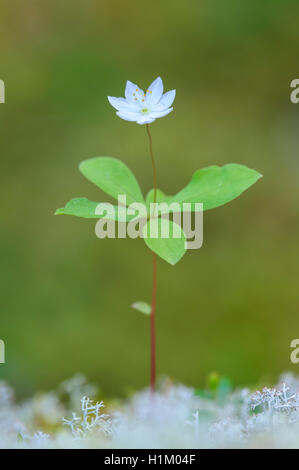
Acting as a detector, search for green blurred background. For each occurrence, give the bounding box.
[1,0,299,399]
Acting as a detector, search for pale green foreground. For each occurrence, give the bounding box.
[1,372,299,448]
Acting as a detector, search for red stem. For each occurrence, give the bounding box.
[146,124,157,393]
[150,252,157,392]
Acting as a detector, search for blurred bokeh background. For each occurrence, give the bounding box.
[1,0,299,399]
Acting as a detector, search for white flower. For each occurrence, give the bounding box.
[108,77,175,125]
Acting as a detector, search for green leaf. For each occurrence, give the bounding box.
[217,377,232,401]
[207,373,232,401]
[55,197,135,221]
[131,301,151,315]
[143,218,186,265]
[169,164,262,211]
[79,157,145,205]
[207,372,221,392]
[55,198,100,218]
[195,374,233,402]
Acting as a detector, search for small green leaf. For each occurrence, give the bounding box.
[55,197,135,221]
[169,164,262,211]
[217,377,232,401]
[206,373,233,402]
[79,157,145,205]
[131,301,151,315]
[208,372,221,392]
[195,374,233,402]
[143,218,186,265]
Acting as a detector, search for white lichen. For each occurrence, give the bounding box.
[3,373,299,448]
[62,396,112,439]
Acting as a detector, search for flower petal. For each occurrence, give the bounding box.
[125,81,138,102]
[145,77,163,106]
[124,80,145,106]
[116,111,139,122]
[154,90,176,110]
[136,115,156,125]
[108,96,139,113]
[149,107,173,119]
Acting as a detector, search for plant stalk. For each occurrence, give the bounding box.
[146,123,157,393]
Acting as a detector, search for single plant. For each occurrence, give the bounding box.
[56,77,262,392]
